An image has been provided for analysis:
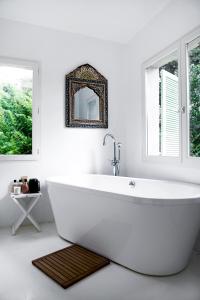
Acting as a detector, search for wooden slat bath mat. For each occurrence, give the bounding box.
[32,244,110,289]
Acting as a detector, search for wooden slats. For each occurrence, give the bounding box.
[32,244,110,289]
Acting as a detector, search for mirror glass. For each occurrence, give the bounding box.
[74,87,100,120]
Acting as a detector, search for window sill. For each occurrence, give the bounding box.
[143,154,181,165]
[0,154,40,161]
[143,154,200,169]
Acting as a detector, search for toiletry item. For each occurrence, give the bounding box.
[14,186,21,195]
[21,176,28,182]
[18,179,23,188]
[11,179,18,193]
[21,179,29,194]
[28,178,40,193]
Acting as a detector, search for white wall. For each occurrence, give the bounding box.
[125,0,200,183]
[0,18,127,227]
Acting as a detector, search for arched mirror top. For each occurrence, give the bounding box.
[66,64,107,82]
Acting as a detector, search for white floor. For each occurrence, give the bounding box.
[1,223,200,300]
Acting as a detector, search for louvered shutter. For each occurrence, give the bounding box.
[161,69,179,156]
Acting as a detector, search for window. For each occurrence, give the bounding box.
[144,27,200,164]
[0,58,39,160]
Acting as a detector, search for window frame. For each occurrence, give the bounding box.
[142,26,200,167]
[181,27,200,167]
[142,41,182,165]
[0,57,40,161]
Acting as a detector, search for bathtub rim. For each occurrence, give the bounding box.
[46,174,200,206]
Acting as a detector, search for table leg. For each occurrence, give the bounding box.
[11,195,41,234]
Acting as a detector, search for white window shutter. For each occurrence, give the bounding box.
[146,67,160,156]
[161,69,179,157]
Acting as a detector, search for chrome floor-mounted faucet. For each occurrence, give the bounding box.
[103,133,122,176]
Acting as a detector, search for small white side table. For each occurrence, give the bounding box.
[11,192,42,235]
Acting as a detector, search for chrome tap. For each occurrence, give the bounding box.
[103,133,121,176]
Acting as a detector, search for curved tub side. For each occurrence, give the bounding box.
[47,180,200,276]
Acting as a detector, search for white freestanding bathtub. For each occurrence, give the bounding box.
[47,174,200,276]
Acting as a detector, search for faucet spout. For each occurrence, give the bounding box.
[103,133,116,146]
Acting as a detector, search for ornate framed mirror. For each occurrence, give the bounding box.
[65,64,108,128]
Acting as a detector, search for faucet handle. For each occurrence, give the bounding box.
[117,142,122,148]
[108,159,118,165]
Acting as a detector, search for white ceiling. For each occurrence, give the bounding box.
[0,0,172,43]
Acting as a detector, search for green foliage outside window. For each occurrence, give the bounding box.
[0,84,32,154]
[189,45,200,157]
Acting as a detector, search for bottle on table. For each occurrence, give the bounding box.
[11,179,18,193]
[18,179,23,188]
[21,179,29,194]
[12,179,21,195]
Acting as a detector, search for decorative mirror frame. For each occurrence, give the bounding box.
[65,64,108,128]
